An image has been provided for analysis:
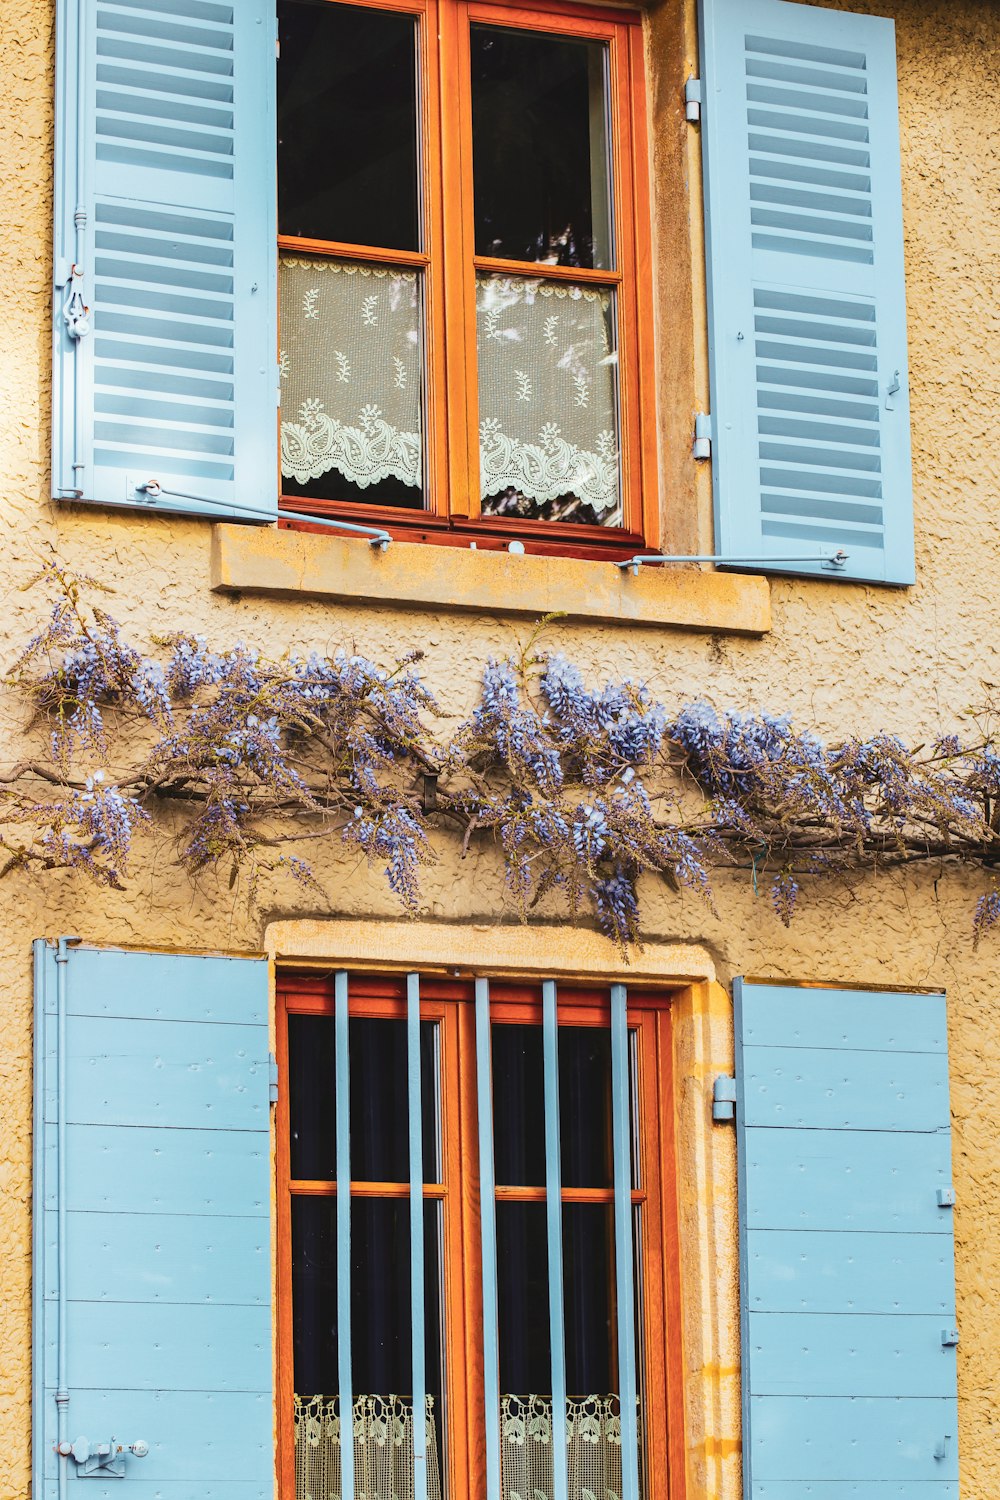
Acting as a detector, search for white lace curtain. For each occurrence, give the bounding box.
[477,276,621,524]
[280,257,423,493]
[294,1394,442,1500]
[500,1394,629,1500]
[295,1393,629,1500]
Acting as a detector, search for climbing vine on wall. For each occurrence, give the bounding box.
[3,557,1000,952]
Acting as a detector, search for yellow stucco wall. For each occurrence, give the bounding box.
[1,0,999,1495]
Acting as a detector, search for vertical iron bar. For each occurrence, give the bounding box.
[611,983,640,1500]
[54,938,75,1500]
[407,973,428,1500]
[335,970,354,1500]
[475,978,502,1500]
[542,979,569,1500]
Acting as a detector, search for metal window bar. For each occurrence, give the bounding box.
[542,979,570,1500]
[475,978,502,1500]
[407,973,428,1500]
[335,970,355,1500]
[611,983,641,1500]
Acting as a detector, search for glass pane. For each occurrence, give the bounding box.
[288,1013,439,1182]
[292,1194,339,1397]
[350,1016,440,1183]
[492,1023,545,1188]
[293,1198,447,1500]
[496,1201,551,1393]
[278,0,420,251]
[559,1027,612,1189]
[477,274,621,526]
[471,25,612,269]
[563,1203,615,1394]
[280,255,425,510]
[289,1013,336,1180]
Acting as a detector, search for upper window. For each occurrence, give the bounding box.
[276,0,655,556]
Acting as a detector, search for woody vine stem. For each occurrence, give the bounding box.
[4,556,1000,953]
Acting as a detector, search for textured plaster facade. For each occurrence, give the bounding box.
[1,0,998,1495]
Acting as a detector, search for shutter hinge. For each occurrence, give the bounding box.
[693,412,713,459]
[941,1327,960,1347]
[712,1075,736,1122]
[268,1051,279,1103]
[684,77,702,122]
[937,1185,956,1207]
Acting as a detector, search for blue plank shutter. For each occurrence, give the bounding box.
[52,0,277,520]
[32,942,273,1498]
[698,0,915,584]
[734,980,959,1498]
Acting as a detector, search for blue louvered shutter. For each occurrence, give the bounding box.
[33,943,273,1497]
[733,980,959,1497]
[52,0,277,520]
[698,0,914,584]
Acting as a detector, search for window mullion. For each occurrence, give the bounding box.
[335,969,355,1500]
[611,983,641,1500]
[474,977,502,1500]
[542,979,569,1500]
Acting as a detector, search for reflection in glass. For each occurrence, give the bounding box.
[277,0,420,251]
[471,25,612,268]
[280,256,424,510]
[477,275,621,525]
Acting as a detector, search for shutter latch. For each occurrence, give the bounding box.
[684,77,702,122]
[57,1436,148,1477]
[62,265,91,341]
[712,1075,736,1122]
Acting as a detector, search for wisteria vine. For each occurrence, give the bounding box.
[3,559,1000,952]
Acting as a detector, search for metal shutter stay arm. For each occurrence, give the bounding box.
[131,483,393,549]
[619,550,849,575]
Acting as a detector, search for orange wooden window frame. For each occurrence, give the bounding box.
[277,0,656,561]
[275,973,686,1500]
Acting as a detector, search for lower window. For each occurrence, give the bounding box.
[277,971,682,1499]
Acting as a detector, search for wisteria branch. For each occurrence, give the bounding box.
[4,559,1000,952]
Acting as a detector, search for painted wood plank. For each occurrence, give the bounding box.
[748,1395,958,1482]
[743,1128,953,1233]
[66,1302,271,1392]
[49,1387,274,1481]
[738,986,946,1054]
[753,1485,957,1498]
[746,1229,956,1315]
[748,1312,958,1397]
[62,1015,270,1131]
[59,1210,269,1305]
[62,948,269,1025]
[60,1124,270,1216]
[741,1045,949,1131]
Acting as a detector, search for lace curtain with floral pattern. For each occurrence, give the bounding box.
[294,1394,442,1500]
[499,1394,630,1500]
[280,257,423,495]
[477,276,621,526]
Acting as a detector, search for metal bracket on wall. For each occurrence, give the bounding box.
[712,1075,737,1122]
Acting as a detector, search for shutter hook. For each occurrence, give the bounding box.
[885,369,901,410]
[62,265,91,341]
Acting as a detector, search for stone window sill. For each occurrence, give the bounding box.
[210,524,771,635]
